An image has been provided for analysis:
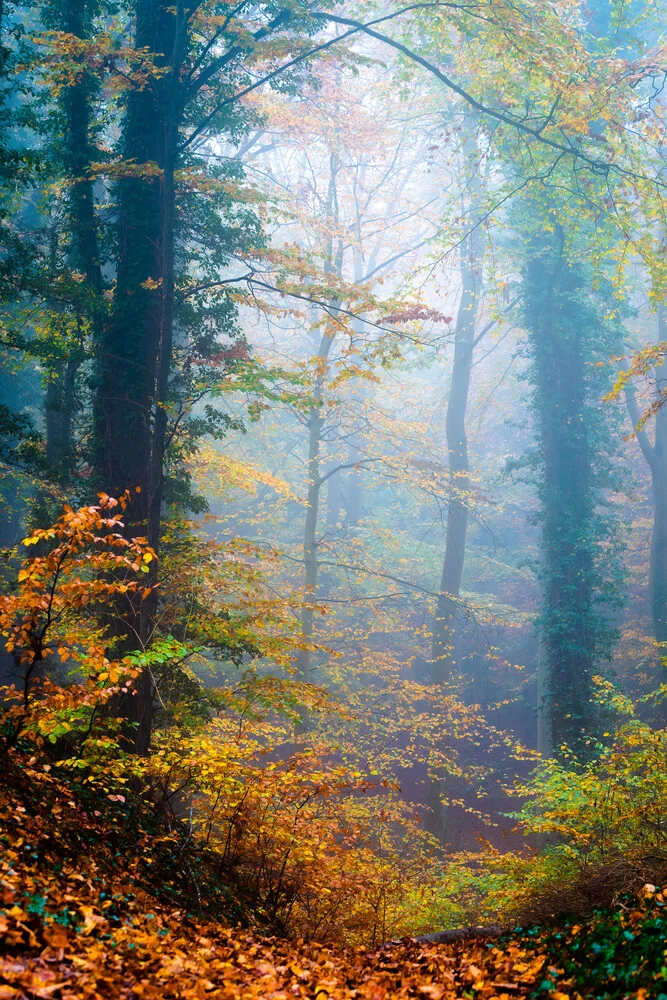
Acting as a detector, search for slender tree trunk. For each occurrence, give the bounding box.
[650,408,667,648]
[297,384,325,684]
[431,225,482,683]
[296,156,341,688]
[296,326,337,685]
[426,218,482,843]
[325,464,341,530]
[427,128,483,843]
[649,308,667,653]
[343,252,370,529]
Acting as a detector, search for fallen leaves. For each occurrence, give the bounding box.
[0,921,550,1000]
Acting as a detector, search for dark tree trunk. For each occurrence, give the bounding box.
[526,230,606,756]
[61,0,102,294]
[296,327,335,685]
[650,395,667,649]
[624,305,667,717]
[45,358,77,476]
[95,0,182,752]
[296,156,342,689]
[42,0,103,486]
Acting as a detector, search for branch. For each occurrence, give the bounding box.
[180,5,444,152]
[185,7,291,98]
[472,295,522,348]
[280,550,463,602]
[316,457,383,486]
[312,11,667,191]
[178,272,431,343]
[621,359,657,470]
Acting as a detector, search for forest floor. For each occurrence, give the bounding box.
[0,918,555,1000]
[1,755,665,1000]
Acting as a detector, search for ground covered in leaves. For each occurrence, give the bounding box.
[1,754,666,999]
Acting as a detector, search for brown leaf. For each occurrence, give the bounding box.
[43,924,69,949]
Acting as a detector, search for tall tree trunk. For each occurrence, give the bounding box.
[426,211,482,843]
[624,305,667,718]
[42,0,103,488]
[296,349,330,685]
[45,358,77,476]
[60,0,103,293]
[343,251,372,530]
[525,228,611,757]
[430,225,482,684]
[651,396,667,651]
[427,128,483,843]
[296,155,341,688]
[95,0,181,752]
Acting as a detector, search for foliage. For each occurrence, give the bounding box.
[3,750,667,998]
[431,709,667,931]
[510,886,667,999]
[0,498,451,947]
[0,491,154,753]
[0,752,568,998]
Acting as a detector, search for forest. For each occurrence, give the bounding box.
[3,0,667,996]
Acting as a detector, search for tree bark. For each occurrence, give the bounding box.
[624,306,667,716]
[430,224,482,684]
[95,0,182,752]
[296,340,332,685]
[526,228,609,756]
[296,155,342,688]
[427,127,483,843]
[43,0,103,487]
[649,308,667,653]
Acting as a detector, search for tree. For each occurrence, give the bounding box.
[621,310,667,714]
[522,219,623,756]
[87,0,326,747]
[39,0,104,493]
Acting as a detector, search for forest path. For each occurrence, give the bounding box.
[0,914,555,999]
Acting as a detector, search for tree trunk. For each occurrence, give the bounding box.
[427,128,483,843]
[61,0,102,295]
[95,0,181,752]
[296,328,335,685]
[624,305,667,720]
[45,358,77,476]
[296,155,341,688]
[41,0,103,489]
[650,308,667,652]
[426,220,482,842]
[431,225,482,684]
[525,227,610,757]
